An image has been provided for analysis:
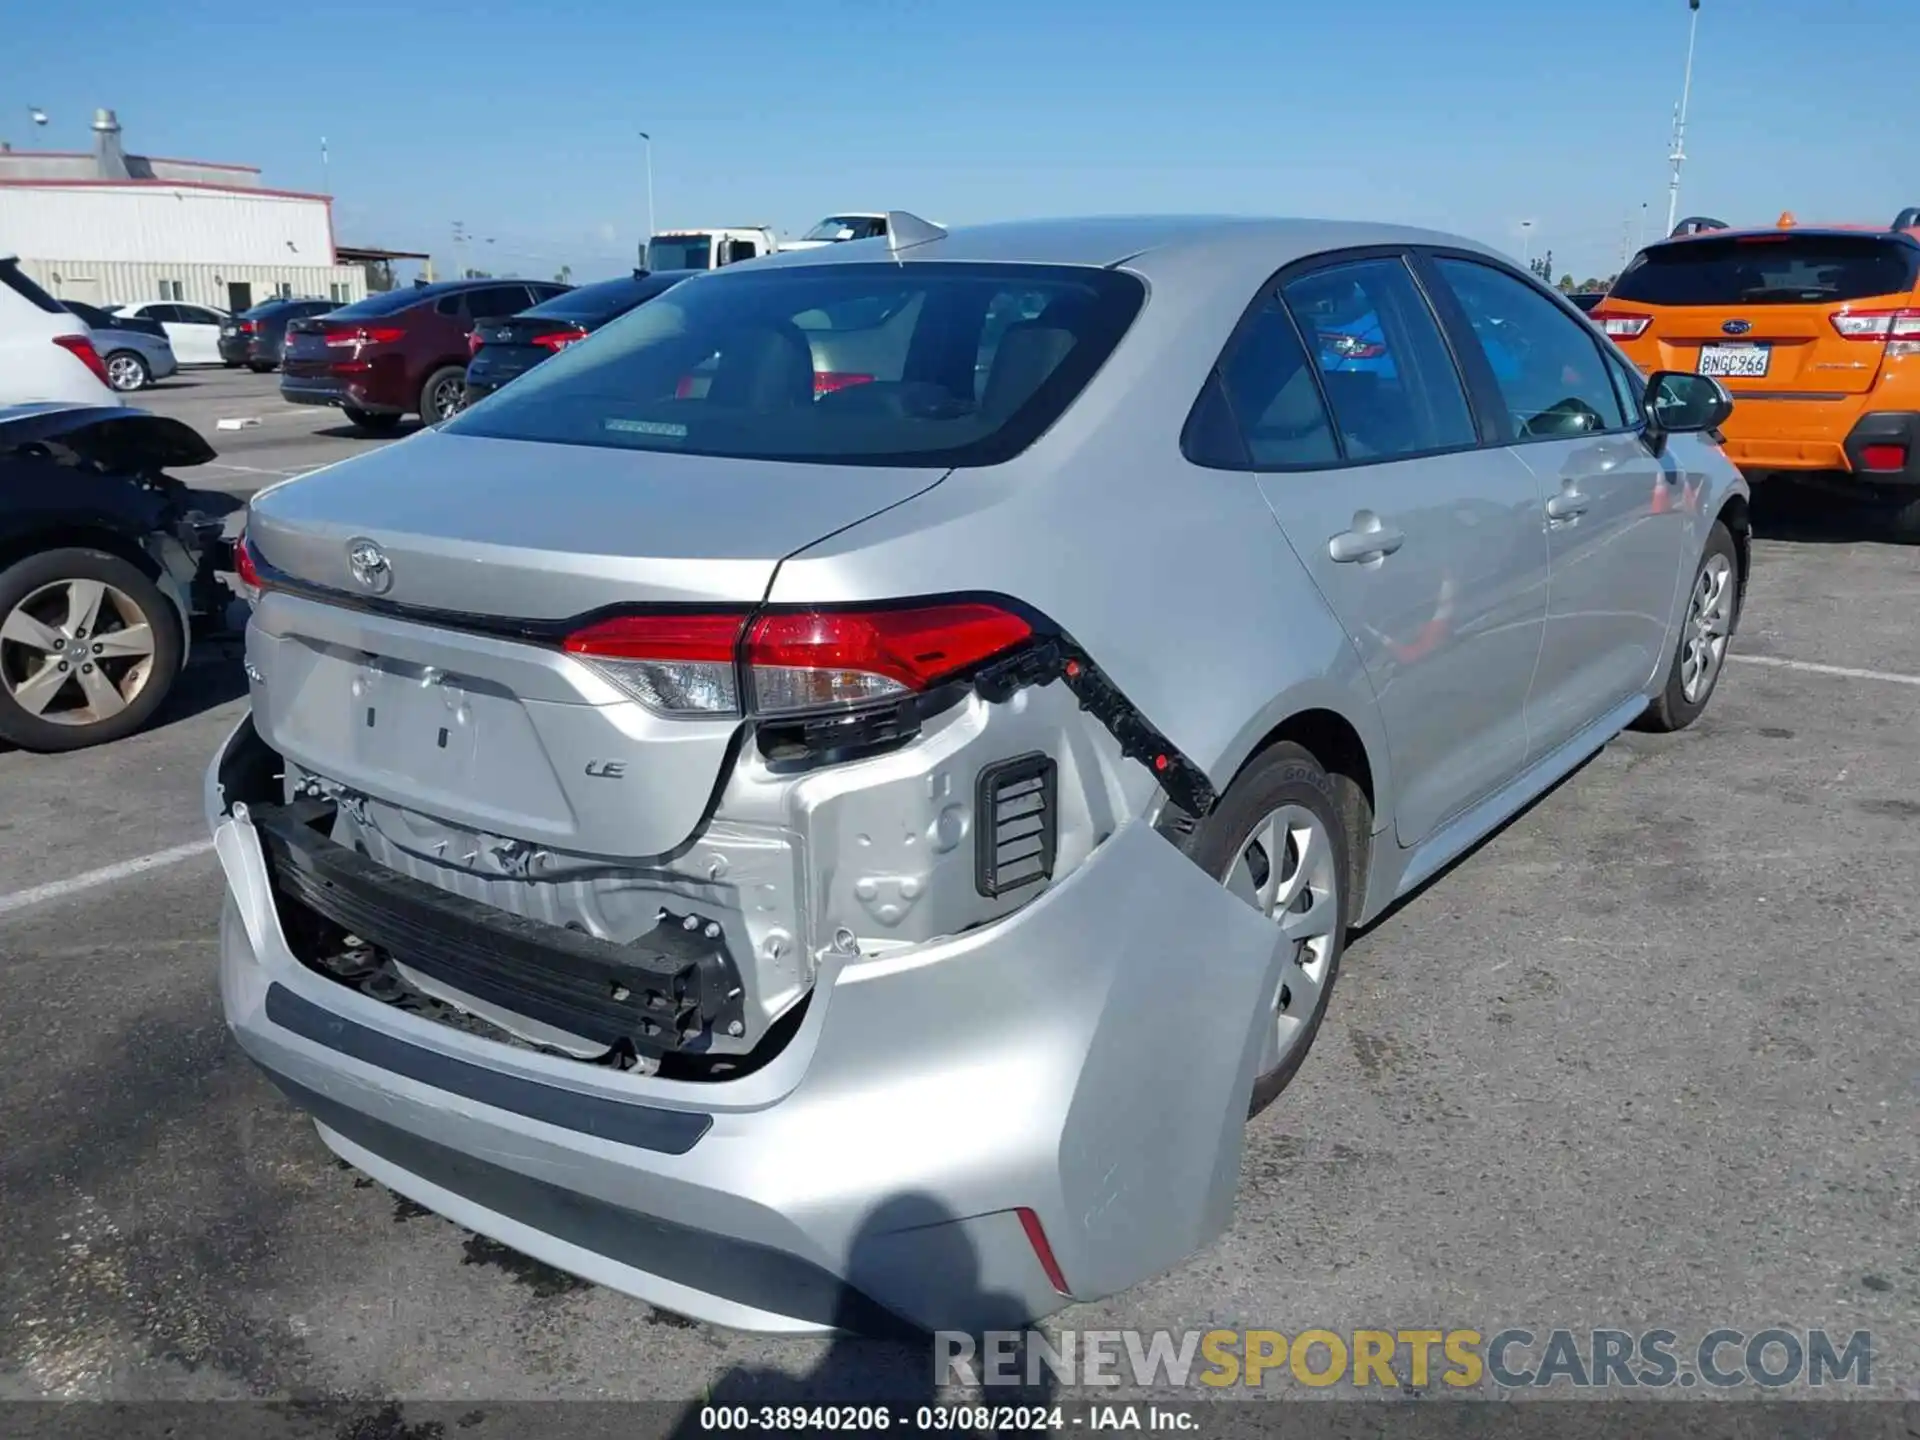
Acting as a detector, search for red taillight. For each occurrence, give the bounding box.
[559,601,1033,717]
[52,333,111,387]
[324,324,403,347]
[813,370,875,395]
[530,328,586,354]
[1830,308,1920,339]
[468,330,486,356]
[238,319,258,334]
[1319,332,1386,360]
[1860,443,1908,471]
[563,612,747,714]
[1015,1207,1071,1295]
[1591,309,1652,340]
[745,603,1032,715]
[233,530,264,596]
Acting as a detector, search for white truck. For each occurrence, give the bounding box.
[643,228,779,272]
[643,214,948,270]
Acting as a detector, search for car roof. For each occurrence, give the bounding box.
[749,215,1499,279]
[1652,224,1920,248]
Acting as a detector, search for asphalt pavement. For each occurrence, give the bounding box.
[0,396,1915,1419]
[137,365,424,502]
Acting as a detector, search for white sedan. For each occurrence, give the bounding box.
[105,301,228,366]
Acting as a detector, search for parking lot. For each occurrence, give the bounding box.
[0,370,1916,1417]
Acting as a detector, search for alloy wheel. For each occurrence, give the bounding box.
[0,578,158,726]
[431,376,463,420]
[1680,552,1735,703]
[106,354,146,391]
[1223,803,1340,1079]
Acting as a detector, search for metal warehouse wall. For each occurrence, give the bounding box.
[0,184,334,265]
[19,258,366,310]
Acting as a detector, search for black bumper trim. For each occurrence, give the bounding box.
[253,800,745,1054]
[264,982,712,1155]
[255,1066,913,1335]
[1843,411,1920,487]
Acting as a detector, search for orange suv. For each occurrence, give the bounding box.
[1596,209,1920,532]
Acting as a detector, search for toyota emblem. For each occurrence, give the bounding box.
[346,537,393,594]
[1721,319,1752,335]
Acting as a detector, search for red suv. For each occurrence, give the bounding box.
[280,279,569,433]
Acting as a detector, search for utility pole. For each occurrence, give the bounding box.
[638,131,656,266]
[452,220,467,280]
[1665,0,1703,237]
[321,136,330,196]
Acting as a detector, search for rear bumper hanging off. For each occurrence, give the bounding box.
[210,717,1285,1334]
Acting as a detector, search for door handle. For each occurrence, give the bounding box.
[1545,490,1589,524]
[1328,518,1405,565]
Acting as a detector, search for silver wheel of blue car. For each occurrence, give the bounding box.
[1226,803,1341,1083]
[105,350,149,392]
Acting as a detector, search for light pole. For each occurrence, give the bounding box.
[1665,0,1702,237]
[321,136,330,196]
[638,131,656,264]
[1520,219,1534,267]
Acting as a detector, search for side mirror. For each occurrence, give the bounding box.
[1644,370,1733,436]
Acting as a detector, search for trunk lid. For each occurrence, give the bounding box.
[1630,300,1893,396]
[243,430,947,857]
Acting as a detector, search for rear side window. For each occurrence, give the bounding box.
[1183,300,1338,469]
[1429,258,1628,440]
[445,261,1146,468]
[1611,235,1920,306]
[1,258,66,315]
[1279,258,1477,461]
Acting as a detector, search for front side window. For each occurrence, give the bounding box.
[1280,258,1477,461]
[1430,258,1628,441]
[1184,299,1338,469]
[446,262,1146,467]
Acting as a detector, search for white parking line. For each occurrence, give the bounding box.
[204,461,308,478]
[1729,654,1920,688]
[0,839,216,919]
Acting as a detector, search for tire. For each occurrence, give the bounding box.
[104,350,150,392]
[1162,741,1351,1117]
[342,407,403,434]
[1865,486,1920,542]
[247,361,275,374]
[1637,520,1742,733]
[0,548,185,753]
[420,365,468,423]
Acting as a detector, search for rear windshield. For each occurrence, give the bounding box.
[1,257,66,315]
[445,261,1145,468]
[524,274,681,324]
[649,236,712,271]
[1611,234,1920,306]
[326,288,435,318]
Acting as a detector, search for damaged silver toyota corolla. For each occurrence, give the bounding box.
[210,213,1749,1333]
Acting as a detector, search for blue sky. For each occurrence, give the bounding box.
[6,0,1916,283]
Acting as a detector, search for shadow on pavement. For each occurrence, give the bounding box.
[662,1192,1058,1435]
[314,420,427,442]
[1749,477,1914,546]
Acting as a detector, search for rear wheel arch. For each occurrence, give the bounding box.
[1715,492,1751,609]
[1236,709,1377,916]
[1168,704,1380,920]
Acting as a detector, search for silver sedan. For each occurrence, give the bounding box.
[211,214,1749,1333]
